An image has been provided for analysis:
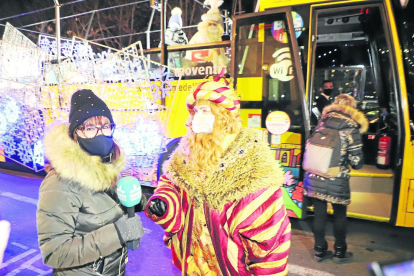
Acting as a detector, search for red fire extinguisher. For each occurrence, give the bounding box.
[376,133,391,169]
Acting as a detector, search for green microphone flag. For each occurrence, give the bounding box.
[117,176,142,207]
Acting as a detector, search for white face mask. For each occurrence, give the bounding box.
[191,113,215,133]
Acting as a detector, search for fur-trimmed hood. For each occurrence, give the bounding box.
[322,104,369,133]
[43,124,125,191]
[163,128,285,210]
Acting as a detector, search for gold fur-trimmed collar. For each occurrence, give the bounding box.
[43,124,125,191]
[322,104,369,133]
[164,128,285,210]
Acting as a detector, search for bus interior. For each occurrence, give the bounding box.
[310,5,401,220]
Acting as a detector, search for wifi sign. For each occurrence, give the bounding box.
[270,47,294,82]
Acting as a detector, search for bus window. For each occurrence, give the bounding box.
[234,10,308,219]
[235,12,306,131]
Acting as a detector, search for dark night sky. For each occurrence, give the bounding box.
[0,0,242,21]
[0,0,63,31]
[0,0,51,19]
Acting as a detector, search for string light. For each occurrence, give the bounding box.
[0,23,179,177]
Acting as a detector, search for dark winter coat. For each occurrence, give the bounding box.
[304,104,369,205]
[316,94,332,115]
[37,124,127,276]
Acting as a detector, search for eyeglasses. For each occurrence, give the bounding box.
[76,123,116,139]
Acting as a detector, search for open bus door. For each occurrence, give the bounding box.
[234,0,414,226]
[306,0,412,227]
[232,8,310,219]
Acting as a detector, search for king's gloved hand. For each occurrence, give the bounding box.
[114,215,144,245]
[148,198,167,217]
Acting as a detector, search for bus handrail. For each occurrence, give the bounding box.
[142,40,231,54]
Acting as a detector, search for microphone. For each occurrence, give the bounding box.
[117,176,142,250]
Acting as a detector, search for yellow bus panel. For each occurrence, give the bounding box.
[237,77,263,101]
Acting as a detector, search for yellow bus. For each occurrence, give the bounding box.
[223,0,413,227]
[154,0,414,227]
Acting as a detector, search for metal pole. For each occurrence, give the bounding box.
[146,8,156,71]
[232,0,238,16]
[193,0,209,9]
[160,0,167,106]
[160,0,167,67]
[91,23,198,42]
[147,8,156,49]
[54,0,61,63]
[53,0,62,107]
[223,10,229,36]
[0,23,53,36]
[85,10,96,40]
[164,0,168,31]
[255,0,260,12]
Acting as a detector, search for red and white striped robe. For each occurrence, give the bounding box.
[145,128,291,275]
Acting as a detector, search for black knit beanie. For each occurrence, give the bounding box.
[68,89,114,138]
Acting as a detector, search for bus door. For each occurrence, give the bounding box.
[232,8,309,218]
[307,0,409,224]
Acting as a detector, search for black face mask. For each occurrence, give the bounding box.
[323,89,333,96]
[77,135,114,158]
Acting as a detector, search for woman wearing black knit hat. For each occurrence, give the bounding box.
[36,89,144,275]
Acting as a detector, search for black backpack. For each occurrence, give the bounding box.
[303,127,341,178]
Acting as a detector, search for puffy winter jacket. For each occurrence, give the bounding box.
[304,104,369,205]
[37,124,127,275]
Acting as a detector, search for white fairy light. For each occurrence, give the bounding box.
[0,23,179,177]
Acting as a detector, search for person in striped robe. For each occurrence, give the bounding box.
[145,75,291,275]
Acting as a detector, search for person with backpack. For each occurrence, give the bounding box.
[303,94,368,263]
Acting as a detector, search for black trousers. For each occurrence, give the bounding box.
[313,198,347,248]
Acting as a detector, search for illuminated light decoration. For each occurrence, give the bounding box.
[40,39,180,178]
[0,98,21,136]
[17,140,33,164]
[0,113,7,136]
[114,117,165,157]
[0,24,49,171]
[150,67,174,100]
[0,23,181,177]
[38,35,86,58]
[3,99,20,124]
[33,140,45,166]
[2,135,17,156]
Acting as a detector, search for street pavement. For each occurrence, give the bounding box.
[0,170,413,276]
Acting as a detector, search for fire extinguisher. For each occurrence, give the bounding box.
[376,133,391,169]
